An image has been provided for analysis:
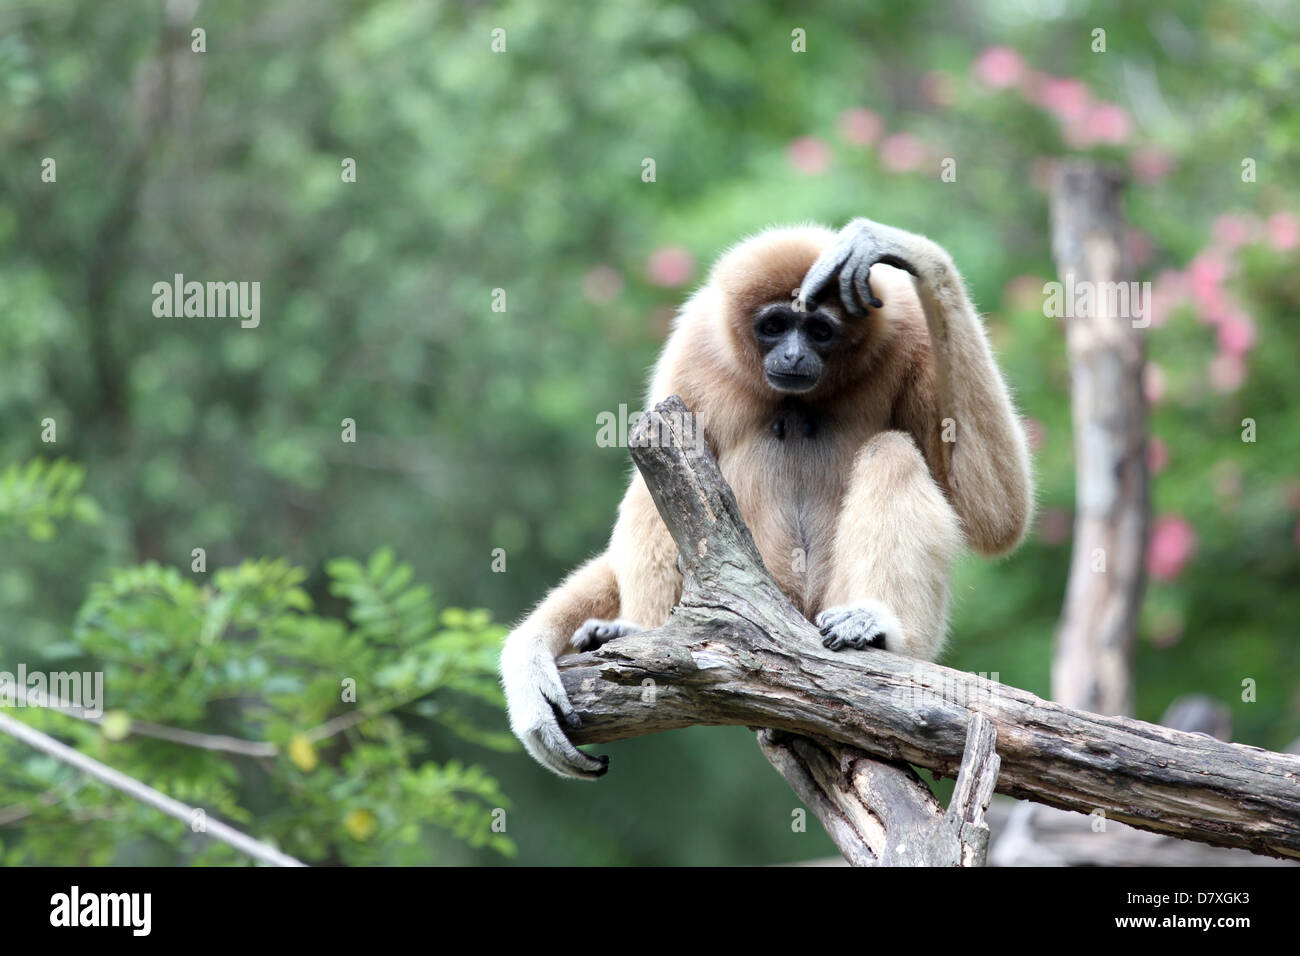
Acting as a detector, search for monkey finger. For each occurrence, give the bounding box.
[838,265,867,317]
[853,265,884,311]
[797,268,834,310]
[549,696,582,729]
[541,681,582,729]
[798,246,851,308]
[528,720,610,780]
[841,243,884,312]
[815,607,853,629]
[532,659,583,729]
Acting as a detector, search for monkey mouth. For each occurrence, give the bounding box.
[765,371,819,394]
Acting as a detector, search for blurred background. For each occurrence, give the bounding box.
[0,0,1297,865]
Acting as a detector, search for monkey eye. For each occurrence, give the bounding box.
[805,320,834,343]
[756,316,788,337]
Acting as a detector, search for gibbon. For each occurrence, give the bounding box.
[500,217,1033,779]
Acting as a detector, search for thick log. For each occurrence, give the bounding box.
[560,396,1300,861]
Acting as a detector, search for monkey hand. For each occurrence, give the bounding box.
[799,218,953,317]
[815,600,904,652]
[499,632,611,780]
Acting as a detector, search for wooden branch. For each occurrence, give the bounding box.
[987,801,1300,867]
[0,711,305,867]
[756,715,999,866]
[26,686,372,758]
[757,732,935,866]
[560,396,1300,861]
[944,713,1000,866]
[1049,160,1149,717]
[985,695,1292,867]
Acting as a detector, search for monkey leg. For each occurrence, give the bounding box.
[818,430,962,660]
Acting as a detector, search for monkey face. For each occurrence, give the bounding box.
[752,304,842,394]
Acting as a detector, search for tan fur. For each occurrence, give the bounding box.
[500,220,1033,778]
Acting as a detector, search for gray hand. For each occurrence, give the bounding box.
[798,218,922,317]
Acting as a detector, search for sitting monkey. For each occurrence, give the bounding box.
[500,218,1033,778]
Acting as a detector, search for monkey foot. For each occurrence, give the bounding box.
[571,618,644,652]
[816,600,903,651]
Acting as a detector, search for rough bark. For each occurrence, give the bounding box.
[756,714,998,866]
[559,397,1300,862]
[1049,160,1150,716]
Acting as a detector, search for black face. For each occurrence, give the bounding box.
[753,304,842,394]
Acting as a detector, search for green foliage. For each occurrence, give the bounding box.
[0,457,99,541]
[0,0,1297,865]
[0,547,514,865]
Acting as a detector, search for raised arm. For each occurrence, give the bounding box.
[800,218,1033,554]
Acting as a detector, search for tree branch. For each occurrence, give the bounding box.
[1049,159,1150,717]
[557,396,1300,862]
[0,711,305,867]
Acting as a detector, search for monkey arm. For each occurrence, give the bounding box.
[498,474,682,780]
[802,219,1033,555]
[498,553,619,779]
[902,256,1033,555]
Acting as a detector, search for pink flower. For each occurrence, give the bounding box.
[1035,76,1091,122]
[1216,313,1256,356]
[1208,353,1245,392]
[973,46,1025,89]
[1144,362,1166,404]
[1266,212,1299,251]
[1147,515,1196,581]
[1130,146,1175,184]
[582,265,623,304]
[879,132,926,173]
[1186,253,1231,324]
[1211,213,1256,251]
[1086,102,1132,145]
[922,70,956,106]
[646,246,694,287]
[839,108,883,146]
[787,136,831,175]
[1146,436,1169,474]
